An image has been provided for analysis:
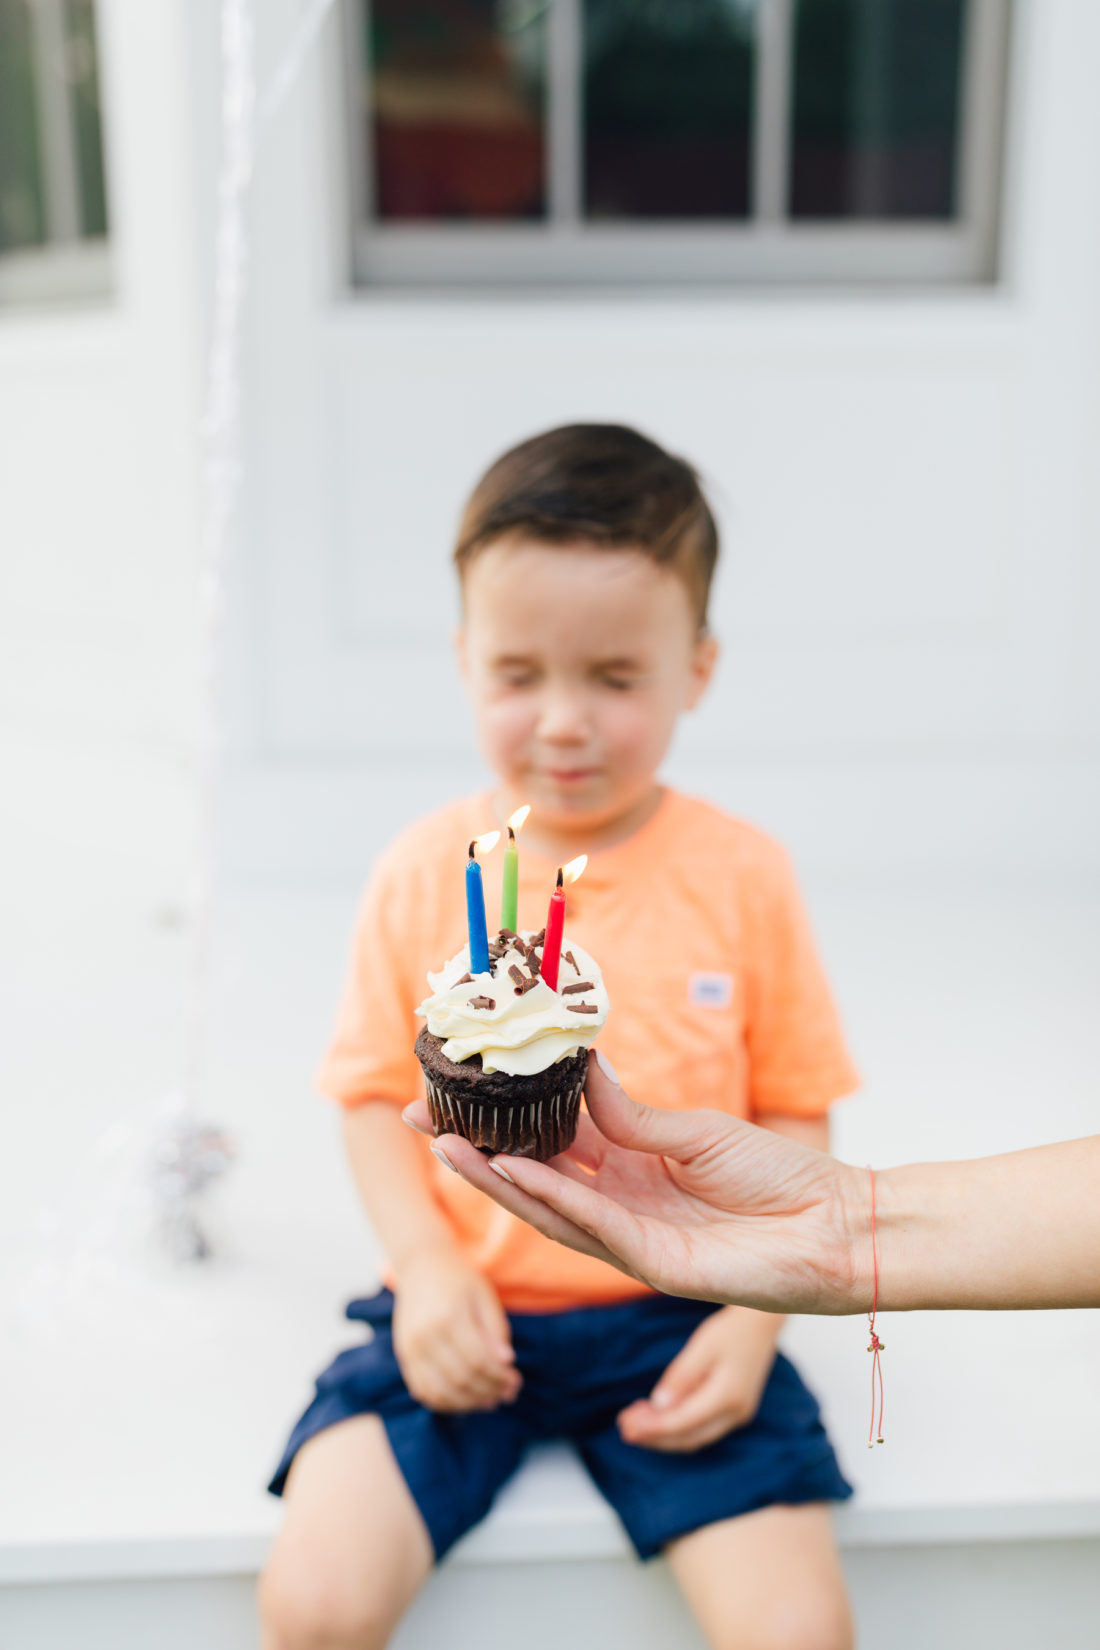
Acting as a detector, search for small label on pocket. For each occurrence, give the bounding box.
[688,971,734,1009]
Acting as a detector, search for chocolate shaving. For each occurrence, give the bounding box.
[563,949,578,973]
[527,950,542,976]
[513,975,539,996]
[454,972,474,986]
[561,980,594,995]
[469,995,496,1010]
[532,928,546,945]
[567,1003,598,1014]
[498,928,517,942]
[507,964,526,988]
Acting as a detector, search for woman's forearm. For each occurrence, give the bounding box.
[848,1136,1100,1312]
[342,1100,459,1274]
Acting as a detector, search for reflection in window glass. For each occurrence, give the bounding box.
[0,0,47,252]
[790,0,965,219]
[66,0,108,237]
[368,0,546,221]
[0,0,108,256]
[584,0,756,219]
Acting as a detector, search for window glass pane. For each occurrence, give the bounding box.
[0,0,47,252]
[367,0,547,221]
[66,0,108,238]
[584,0,756,220]
[790,0,966,219]
[0,0,109,257]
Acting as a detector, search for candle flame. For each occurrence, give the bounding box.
[561,854,588,885]
[507,804,531,833]
[470,830,501,857]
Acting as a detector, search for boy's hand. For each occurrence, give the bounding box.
[617,1306,780,1452]
[392,1248,522,1413]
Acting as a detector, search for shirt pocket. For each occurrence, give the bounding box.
[607,964,748,1116]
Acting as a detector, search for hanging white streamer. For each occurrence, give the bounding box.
[183,0,256,1127]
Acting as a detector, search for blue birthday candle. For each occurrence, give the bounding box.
[466,833,499,974]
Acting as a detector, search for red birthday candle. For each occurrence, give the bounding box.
[540,854,587,990]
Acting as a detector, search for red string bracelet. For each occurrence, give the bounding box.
[866,1164,885,1446]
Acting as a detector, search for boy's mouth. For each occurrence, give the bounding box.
[543,767,600,785]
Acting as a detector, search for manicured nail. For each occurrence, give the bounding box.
[651,1387,672,1410]
[595,1049,620,1085]
[431,1145,459,1174]
[403,1111,432,1136]
[489,1160,515,1184]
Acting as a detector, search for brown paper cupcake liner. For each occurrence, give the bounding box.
[421,1063,586,1160]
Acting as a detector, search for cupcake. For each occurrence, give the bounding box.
[415,929,609,1160]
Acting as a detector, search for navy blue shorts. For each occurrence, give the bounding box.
[268,1289,853,1562]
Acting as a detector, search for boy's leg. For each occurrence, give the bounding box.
[666,1502,854,1650]
[258,1414,434,1650]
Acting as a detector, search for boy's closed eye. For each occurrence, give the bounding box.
[489,655,539,689]
[591,656,647,692]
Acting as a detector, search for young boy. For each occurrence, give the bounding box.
[260,425,858,1650]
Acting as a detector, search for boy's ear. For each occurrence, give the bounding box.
[685,631,719,710]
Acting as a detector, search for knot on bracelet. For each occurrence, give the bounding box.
[867,1332,884,1354]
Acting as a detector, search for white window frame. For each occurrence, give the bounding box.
[346,0,1011,288]
[0,0,111,307]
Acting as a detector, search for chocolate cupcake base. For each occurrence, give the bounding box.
[415,1027,587,1160]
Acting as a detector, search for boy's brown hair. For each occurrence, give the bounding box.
[454,424,719,630]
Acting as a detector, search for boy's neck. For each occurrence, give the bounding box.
[491,784,665,862]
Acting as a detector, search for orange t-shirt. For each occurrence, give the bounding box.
[318,789,859,1312]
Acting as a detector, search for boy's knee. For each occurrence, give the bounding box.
[761,1586,854,1650]
[257,1559,394,1650]
[706,1584,854,1650]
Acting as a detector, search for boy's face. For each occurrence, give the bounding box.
[458,537,717,837]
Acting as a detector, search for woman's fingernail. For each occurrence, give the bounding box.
[489,1160,515,1184]
[651,1387,672,1410]
[595,1049,620,1085]
[431,1145,459,1174]
[403,1112,432,1136]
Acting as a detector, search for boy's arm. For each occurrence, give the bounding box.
[342,1101,522,1412]
[341,1100,457,1272]
[617,1109,830,1452]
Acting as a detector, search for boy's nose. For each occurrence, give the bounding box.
[536,692,590,744]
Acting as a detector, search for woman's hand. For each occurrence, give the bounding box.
[406,1052,866,1316]
[392,1247,522,1412]
[618,1306,781,1452]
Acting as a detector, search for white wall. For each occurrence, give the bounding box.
[1,0,204,917]
[212,0,1100,889]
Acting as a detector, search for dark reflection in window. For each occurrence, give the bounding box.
[0,0,108,254]
[369,0,546,221]
[791,0,966,219]
[0,0,45,251]
[67,0,108,237]
[584,0,755,219]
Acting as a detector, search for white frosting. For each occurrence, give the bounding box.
[416,931,609,1077]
